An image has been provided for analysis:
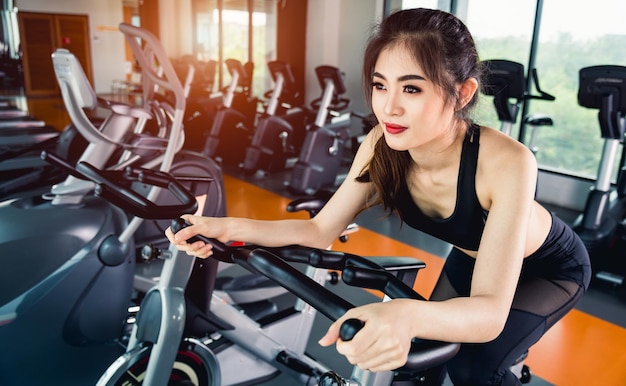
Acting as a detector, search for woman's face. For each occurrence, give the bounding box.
[371,44,457,152]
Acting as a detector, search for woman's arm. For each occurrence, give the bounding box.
[320,129,539,370]
[166,126,380,256]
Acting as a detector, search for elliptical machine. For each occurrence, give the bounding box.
[0,52,145,386]
[0,22,224,385]
[573,65,626,289]
[286,65,352,195]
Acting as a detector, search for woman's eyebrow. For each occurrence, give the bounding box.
[372,72,426,82]
[399,74,426,82]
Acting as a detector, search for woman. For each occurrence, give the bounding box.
[167,8,591,385]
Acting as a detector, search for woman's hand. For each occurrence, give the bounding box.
[318,299,417,372]
[164,214,227,259]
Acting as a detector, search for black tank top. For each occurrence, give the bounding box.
[396,125,487,251]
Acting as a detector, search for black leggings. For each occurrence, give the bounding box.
[426,216,590,385]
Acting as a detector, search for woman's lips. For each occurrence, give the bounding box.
[385,122,407,134]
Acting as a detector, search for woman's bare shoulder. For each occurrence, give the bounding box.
[478,125,534,162]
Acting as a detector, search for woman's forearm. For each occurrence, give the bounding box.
[222,217,338,249]
[406,296,508,343]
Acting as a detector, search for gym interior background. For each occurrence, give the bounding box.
[1,0,626,385]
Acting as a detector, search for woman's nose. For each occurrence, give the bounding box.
[383,91,402,116]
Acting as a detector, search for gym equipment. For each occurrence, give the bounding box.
[573,65,626,288]
[523,113,553,155]
[162,56,223,153]
[50,43,225,258]
[77,153,459,385]
[481,59,555,145]
[285,194,533,385]
[172,56,217,99]
[0,101,63,160]
[0,123,88,199]
[0,101,28,118]
[287,65,353,195]
[242,60,311,175]
[0,108,59,163]
[56,140,521,385]
[0,52,145,385]
[209,189,360,312]
[203,58,260,165]
[0,22,223,385]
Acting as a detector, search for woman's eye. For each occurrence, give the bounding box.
[371,82,385,91]
[404,85,421,94]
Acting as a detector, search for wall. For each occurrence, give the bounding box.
[157,0,193,57]
[15,0,380,107]
[305,0,383,116]
[16,0,127,93]
[277,0,307,107]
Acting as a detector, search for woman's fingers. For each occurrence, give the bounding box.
[165,215,215,258]
[326,301,413,372]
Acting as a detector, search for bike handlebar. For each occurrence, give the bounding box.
[41,151,200,220]
[169,218,459,373]
[527,68,556,102]
[45,148,459,375]
[77,163,199,220]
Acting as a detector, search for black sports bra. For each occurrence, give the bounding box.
[396,124,488,251]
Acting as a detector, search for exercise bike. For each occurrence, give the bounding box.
[55,153,460,385]
[242,60,311,176]
[287,65,353,195]
[161,56,223,154]
[573,65,626,290]
[481,59,555,150]
[203,58,260,165]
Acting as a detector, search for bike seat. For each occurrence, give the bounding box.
[286,190,334,217]
[523,114,553,127]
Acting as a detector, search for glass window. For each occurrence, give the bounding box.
[193,0,277,98]
[194,0,219,90]
[529,0,626,178]
[251,0,277,99]
[463,0,626,179]
[464,0,537,134]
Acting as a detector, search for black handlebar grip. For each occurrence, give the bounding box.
[339,318,364,341]
[169,218,229,254]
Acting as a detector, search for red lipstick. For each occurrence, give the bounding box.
[385,122,407,134]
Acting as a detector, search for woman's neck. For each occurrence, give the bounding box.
[408,122,468,173]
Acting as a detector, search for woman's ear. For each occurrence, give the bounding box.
[457,77,479,110]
